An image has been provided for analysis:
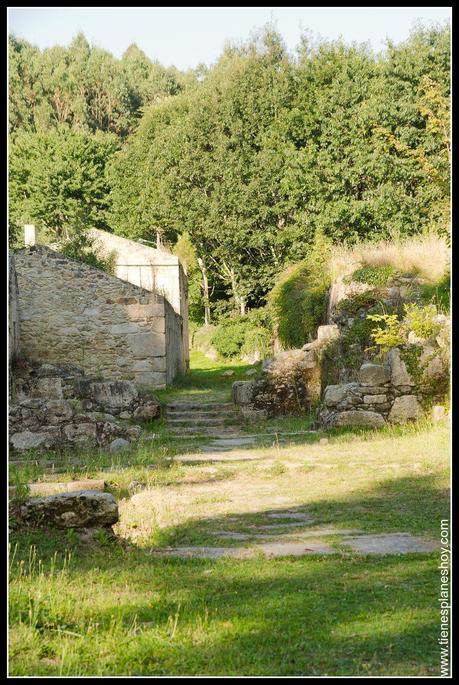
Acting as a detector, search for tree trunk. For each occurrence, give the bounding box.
[197,256,211,326]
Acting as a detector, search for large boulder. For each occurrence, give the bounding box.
[358,363,390,387]
[317,324,340,343]
[132,399,160,421]
[16,491,119,528]
[388,396,423,424]
[329,410,386,428]
[387,348,415,387]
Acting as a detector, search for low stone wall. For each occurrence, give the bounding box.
[8,254,20,362]
[14,246,185,388]
[9,358,160,453]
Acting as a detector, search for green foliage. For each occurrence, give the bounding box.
[336,291,383,316]
[367,313,405,353]
[403,303,441,340]
[268,233,332,348]
[9,129,119,246]
[419,269,450,312]
[346,265,396,287]
[59,231,116,273]
[191,325,218,355]
[211,308,272,359]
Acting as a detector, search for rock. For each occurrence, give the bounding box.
[317,324,340,343]
[125,425,142,440]
[63,423,97,444]
[10,430,48,451]
[431,405,447,422]
[387,348,415,387]
[240,407,268,421]
[17,491,118,528]
[359,363,390,387]
[44,400,74,424]
[329,410,386,428]
[363,394,387,404]
[128,480,146,494]
[232,381,255,406]
[34,377,63,399]
[408,331,425,345]
[109,438,130,452]
[261,358,273,372]
[132,400,160,421]
[221,370,235,377]
[245,368,258,377]
[388,396,423,424]
[75,379,138,411]
[119,411,132,420]
[323,383,359,407]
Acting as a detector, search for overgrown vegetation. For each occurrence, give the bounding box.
[9,23,450,325]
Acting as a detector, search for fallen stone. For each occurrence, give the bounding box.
[76,379,138,411]
[221,370,235,377]
[329,410,386,428]
[388,396,423,424]
[109,438,131,452]
[63,423,97,444]
[119,411,132,420]
[340,533,438,554]
[358,363,390,386]
[44,400,74,424]
[17,491,119,528]
[245,368,258,377]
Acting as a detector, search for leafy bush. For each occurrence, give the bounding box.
[403,303,441,340]
[269,252,331,349]
[367,313,405,353]
[192,324,218,355]
[211,308,272,359]
[346,265,396,287]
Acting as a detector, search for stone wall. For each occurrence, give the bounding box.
[89,228,189,369]
[8,254,20,362]
[14,246,185,388]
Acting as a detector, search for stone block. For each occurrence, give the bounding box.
[110,323,140,334]
[317,324,340,343]
[134,372,166,388]
[17,491,118,528]
[127,332,166,358]
[387,348,415,387]
[44,400,74,424]
[10,430,49,451]
[323,383,359,407]
[358,363,390,386]
[240,407,268,421]
[363,394,387,404]
[63,423,98,444]
[388,396,423,424]
[232,381,256,406]
[329,410,386,428]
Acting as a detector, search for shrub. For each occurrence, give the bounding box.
[211,309,272,359]
[336,291,383,316]
[367,313,405,353]
[211,320,247,358]
[403,303,441,340]
[419,269,450,312]
[60,231,116,274]
[192,324,218,354]
[346,265,396,287]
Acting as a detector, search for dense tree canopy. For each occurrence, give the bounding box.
[9,23,450,322]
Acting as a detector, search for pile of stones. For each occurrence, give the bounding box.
[9,358,160,453]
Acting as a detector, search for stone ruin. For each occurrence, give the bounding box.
[9,357,160,454]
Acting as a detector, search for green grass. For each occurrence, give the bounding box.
[9,351,451,676]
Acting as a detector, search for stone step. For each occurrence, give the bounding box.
[166,402,235,412]
[166,417,239,426]
[165,409,237,419]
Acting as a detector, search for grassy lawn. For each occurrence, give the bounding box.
[8,351,450,676]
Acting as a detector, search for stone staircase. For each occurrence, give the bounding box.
[164,400,244,439]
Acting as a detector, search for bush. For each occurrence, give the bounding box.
[346,265,396,287]
[60,231,116,274]
[192,324,218,355]
[211,308,272,359]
